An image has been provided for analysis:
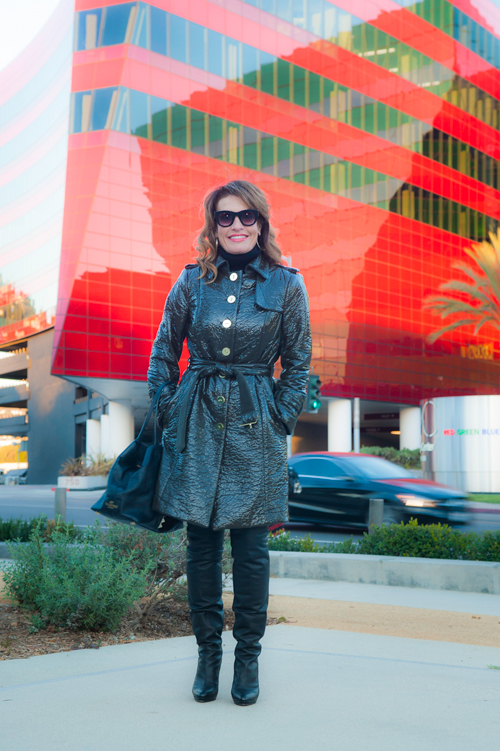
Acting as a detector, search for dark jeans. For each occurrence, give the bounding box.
[186,524,270,656]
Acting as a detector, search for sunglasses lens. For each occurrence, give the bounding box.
[240,211,258,226]
[217,212,233,227]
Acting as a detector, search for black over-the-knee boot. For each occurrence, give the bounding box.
[186,523,225,703]
[230,526,270,706]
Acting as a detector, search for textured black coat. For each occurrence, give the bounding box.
[147,253,312,530]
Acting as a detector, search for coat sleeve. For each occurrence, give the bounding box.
[147,269,190,422]
[274,272,312,435]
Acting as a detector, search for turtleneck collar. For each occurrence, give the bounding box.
[217,245,260,272]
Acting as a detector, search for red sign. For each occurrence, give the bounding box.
[443,429,455,436]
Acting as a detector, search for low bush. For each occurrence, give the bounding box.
[1,522,149,632]
[0,515,81,543]
[268,530,321,553]
[269,519,500,562]
[1,520,234,633]
[94,523,233,628]
[359,446,421,469]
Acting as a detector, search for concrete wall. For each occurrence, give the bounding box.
[269,551,500,594]
[27,330,75,484]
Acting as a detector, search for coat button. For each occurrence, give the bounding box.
[215,422,224,431]
[222,319,232,328]
[229,272,238,281]
[227,295,236,303]
[222,347,231,356]
[217,396,225,404]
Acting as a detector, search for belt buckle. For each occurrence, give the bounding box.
[240,419,258,428]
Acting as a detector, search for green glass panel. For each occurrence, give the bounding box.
[277,138,290,164]
[364,104,375,134]
[351,105,363,131]
[191,110,206,152]
[151,99,168,144]
[244,142,258,171]
[260,136,275,168]
[323,164,331,193]
[260,60,275,96]
[309,168,321,189]
[277,59,291,101]
[293,66,307,107]
[171,105,187,149]
[309,72,321,109]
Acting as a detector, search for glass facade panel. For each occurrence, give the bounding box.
[4,0,500,410]
[70,86,499,245]
[73,5,500,191]
[0,1,72,342]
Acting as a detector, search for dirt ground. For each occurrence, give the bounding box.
[261,594,500,648]
[1,570,499,660]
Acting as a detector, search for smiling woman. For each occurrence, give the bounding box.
[215,197,261,255]
[147,178,312,706]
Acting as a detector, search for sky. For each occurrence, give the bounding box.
[0,0,61,73]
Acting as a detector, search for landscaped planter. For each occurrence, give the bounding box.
[57,476,108,490]
[269,551,500,594]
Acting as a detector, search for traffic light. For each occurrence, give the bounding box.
[306,375,322,413]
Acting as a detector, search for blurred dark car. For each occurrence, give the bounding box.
[287,452,469,528]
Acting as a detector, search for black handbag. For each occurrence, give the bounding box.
[91,383,182,533]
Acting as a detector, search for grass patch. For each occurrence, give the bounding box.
[468,494,500,504]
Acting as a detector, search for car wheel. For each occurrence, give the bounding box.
[382,504,404,526]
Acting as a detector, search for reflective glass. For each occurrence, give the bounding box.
[73,85,499,244]
[101,3,135,46]
[190,24,206,72]
[170,15,187,63]
[150,4,166,55]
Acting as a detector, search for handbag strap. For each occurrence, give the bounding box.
[136,382,170,444]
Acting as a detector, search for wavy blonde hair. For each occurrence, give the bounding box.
[195,180,282,282]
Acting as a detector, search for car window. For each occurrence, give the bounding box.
[342,456,412,479]
[291,458,348,478]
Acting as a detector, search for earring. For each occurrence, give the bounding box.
[215,237,219,248]
[256,235,262,250]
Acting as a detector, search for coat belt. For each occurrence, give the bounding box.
[176,359,273,453]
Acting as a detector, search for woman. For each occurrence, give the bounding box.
[147,180,311,706]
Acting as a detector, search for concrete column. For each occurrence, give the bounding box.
[328,399,352,452]
[107,400,134,458]
[100,414,110,458]
[86,419,101,460]
[400,407,421,450]
[353,397,360,453]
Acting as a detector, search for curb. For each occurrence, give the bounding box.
[269,551,500,594]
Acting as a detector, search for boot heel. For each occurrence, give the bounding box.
[192,648,222,703]
[231,657,259,706]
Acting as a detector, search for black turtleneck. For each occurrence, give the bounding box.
[218,245,260,272]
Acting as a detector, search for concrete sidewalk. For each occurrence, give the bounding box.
[1,580,499,751]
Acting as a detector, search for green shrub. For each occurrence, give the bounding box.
[1,522,148,631]
[268,529,320,553]
[0,515,81,543]
[320,519,500,561]
[270,520,500,561]
[359,446,421,469]
[92,523,233,628]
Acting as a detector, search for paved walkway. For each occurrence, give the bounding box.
[1,578,499,750]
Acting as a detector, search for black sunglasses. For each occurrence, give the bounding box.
[214,209,260,227]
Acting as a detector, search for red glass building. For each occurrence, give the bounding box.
[1,0,500,480]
